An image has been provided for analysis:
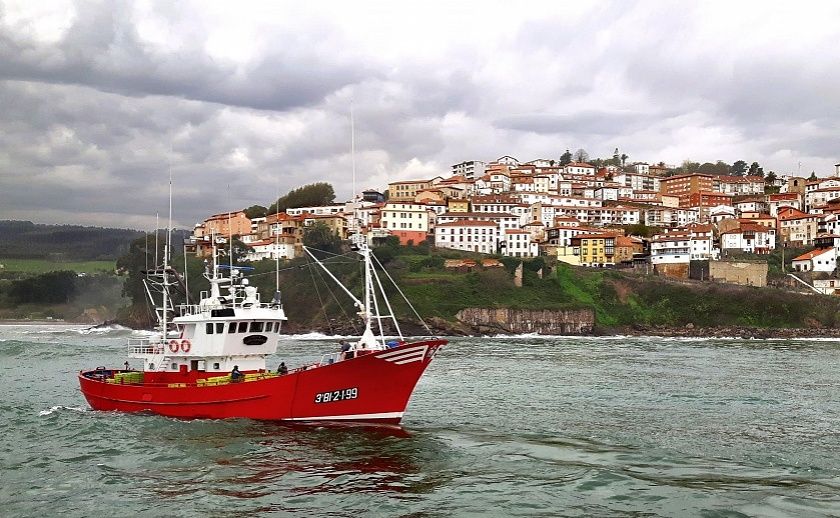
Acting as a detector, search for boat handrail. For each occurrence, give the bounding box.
[127,337,166,356]
[177,299,276,317]
[319,352,343,366]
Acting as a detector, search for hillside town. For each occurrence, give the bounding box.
[186,152,840,291]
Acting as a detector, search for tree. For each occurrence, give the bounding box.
[748,162,764,178]
[243,205,268,219]
[559,149,572,166]
[268,183,336,214]
[730,160,748,176]
[8,271,76,304]
[765,170,778,184]
[620,153,628,167]
[809,171,818,180]
[302,222,342,255]
[573,148,590,163]
[677,160,701,174]
[697,161,730,175]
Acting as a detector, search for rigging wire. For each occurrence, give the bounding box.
[371,251,434,336]
[306,262,333,334]
[310,258,362,335]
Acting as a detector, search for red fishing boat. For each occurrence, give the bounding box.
[79,232,446,424]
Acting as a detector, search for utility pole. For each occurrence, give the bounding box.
[782,242,785,273]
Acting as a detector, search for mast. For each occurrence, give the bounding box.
[351,103,356,208]
[161,173,173,339]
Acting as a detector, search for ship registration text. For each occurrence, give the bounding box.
[314,387,358,403]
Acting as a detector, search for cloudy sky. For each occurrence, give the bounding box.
[1,1,838,229]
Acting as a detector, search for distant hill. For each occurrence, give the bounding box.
[0,220,145,261]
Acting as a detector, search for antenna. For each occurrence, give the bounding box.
[351,103,356,203]
[275,180,281,293]
[154,212,159,268]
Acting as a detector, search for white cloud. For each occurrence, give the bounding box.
[0,0,838,229]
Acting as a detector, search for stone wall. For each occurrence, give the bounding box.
[709,260,768,287]
[655,263,689,279]
[454,307,595,335]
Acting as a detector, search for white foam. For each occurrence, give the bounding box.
[278,332,353,340]
[39,405,88,416]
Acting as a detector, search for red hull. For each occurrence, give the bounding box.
[79,340,445,423]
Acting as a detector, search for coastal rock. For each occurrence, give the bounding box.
[454,308,595,335]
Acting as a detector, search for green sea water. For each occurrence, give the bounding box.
[1,324,839,517]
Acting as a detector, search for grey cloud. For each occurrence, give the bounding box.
[0,3,371,112]
[494,110,671,137]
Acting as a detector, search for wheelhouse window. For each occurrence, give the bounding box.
[250,321,264,333]
[238,322,248,333]
[216,323,224,334]
[228,322,237,333]
[206,323,213,334]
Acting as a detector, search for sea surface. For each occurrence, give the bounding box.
[1,324,839,517]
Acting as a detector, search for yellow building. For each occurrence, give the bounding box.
[550,245,581,266]
[447,199,470,213]
[572,233,618,266]
[304,214,348,239]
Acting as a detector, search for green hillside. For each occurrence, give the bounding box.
[116,241,840,333]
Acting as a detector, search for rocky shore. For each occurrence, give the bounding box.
[110,315,840,340]
[618,323,840,339]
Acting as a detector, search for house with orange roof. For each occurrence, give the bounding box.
[805,185,840,213]
[720,223,776,254]
[194,210,251,240]
[511,175,536,193]
[777,207,819,246]
[522,220,546,243]
[767,192,802,216]
[792,248,836,273]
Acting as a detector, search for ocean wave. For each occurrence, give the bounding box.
[23,324,137,337]
[39,405,89,416]
[278,332,355,341]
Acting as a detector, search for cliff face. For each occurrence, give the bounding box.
[454,308,595,335]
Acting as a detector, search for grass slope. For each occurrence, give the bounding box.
[0,258,115,274]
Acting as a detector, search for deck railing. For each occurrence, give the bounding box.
[176,298,278,317]
[127,338,165,356]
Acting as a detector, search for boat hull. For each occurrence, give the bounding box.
[79,340,445,423]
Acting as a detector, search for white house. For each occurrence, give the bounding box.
[451,160,486,180]
[650,233,692,265]
[434,220,499,254]
[503,229,538,257]
[563,162,596,176]
[792,248,836,273]
[245,239,297,261]
[720,224,776,254]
